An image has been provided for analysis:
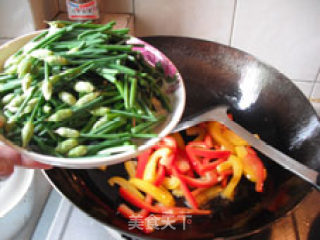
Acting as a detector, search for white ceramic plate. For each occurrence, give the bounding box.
[0,168,34,217]
[0,31,186,168]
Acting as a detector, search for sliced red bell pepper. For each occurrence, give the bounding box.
[221,177,228,188]
[136,149,153,178]
[204,134,214,148]
[119,187,211,215]
[118,203,138,219]
[175,149,191,173]
[172,168,199,209]
[219,169,233,188]
[187,141,207,148]
[119,187,161,213]
[178,170,218,188]
[186,145,231,159]
[117,203,153,234]
[200,158,227,174]
[185,146,204,175]
[203,157,211,165]
[153,164,166,186]
[245,147,265,192]
[138,194,153,218]
[157,136,178,151]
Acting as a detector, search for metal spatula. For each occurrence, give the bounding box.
[173,105,320,191]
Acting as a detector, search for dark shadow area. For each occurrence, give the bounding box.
[308,213,320,240]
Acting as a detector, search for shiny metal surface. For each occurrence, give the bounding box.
[174,105,320,191]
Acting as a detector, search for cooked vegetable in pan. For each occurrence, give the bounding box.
[108,118,267,233]
[0,21,175,157]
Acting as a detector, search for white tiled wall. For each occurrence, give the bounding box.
[292,81,314,98]
[232,0,320,82]
[0,0,35,38]
[0,0,319,112]
[134,0,235,44]
[132,0,320,113]
[311,79,320,113]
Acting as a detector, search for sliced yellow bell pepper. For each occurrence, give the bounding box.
[223,128,248,146]
[170,132,185,149]
[235,146,266,192]
[124,160,136,178]
[235,145,255,180]
[208,121,234,152]
[129,178,175,207]
[143,147,171,183]
[98,165,107,171]
[217,161,232,173]
[162,176,180,190]
[172,188,184,197]
[235,146,267,182]
[195,186,223,207]
[220,155,243,200]
[108,177,145,200]
[186,126,205,141]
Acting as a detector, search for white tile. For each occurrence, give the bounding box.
[134,0,235,44]
[311,102,320,116]
[292,81,313,98]
[0,0,35,38]
[232,0,320,81]
[310,83,320,115]
[311,83,320,99]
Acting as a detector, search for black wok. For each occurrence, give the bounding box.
[44,37,320,240]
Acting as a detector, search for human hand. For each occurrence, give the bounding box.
[0,145,51,179]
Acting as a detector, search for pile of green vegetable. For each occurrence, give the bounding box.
[0,21,175,157]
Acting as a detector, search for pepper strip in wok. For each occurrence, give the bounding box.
[107,118,267,233]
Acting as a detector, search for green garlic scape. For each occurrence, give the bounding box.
[0,20,173,157]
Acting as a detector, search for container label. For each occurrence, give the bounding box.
[67,0,99,20]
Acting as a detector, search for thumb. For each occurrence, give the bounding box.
[0,146,19,178]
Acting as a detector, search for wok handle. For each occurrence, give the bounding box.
[218,116,320,192]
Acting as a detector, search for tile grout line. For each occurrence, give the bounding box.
[309,67,320,99]
[292,79,316,83]
[228,0,238,46]
[132,0,135,15]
